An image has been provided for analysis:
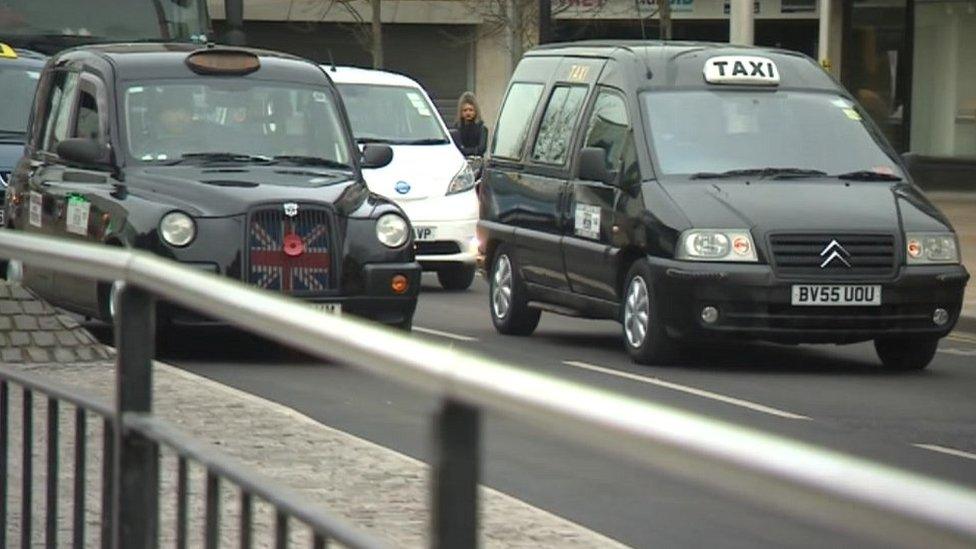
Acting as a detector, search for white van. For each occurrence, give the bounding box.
[328,66,479,290]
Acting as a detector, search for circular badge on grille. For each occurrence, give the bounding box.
[283,233,304,257]
[395,181,411,195]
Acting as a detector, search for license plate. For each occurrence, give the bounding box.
[313,303,342,315]
[791,285,881,306]
[414,226,436,241]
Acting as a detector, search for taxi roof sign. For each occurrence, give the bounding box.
[703,56,779,86]
[0,43,18,59]
[185,48,260,76]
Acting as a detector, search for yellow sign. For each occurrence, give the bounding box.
[843,108,862,121]
[0,43,17,59]
[568,64,590,82]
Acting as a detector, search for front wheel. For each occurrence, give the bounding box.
[622,260,677,365]
[489,245,540,336]
[437,264,476,291]
[874,336,939,371]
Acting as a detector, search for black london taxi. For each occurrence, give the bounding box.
[478,41,969,369]
[0,43,45,195]
[4,44,421,329]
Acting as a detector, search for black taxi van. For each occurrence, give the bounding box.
[5,44,420,328]
[478,41,969,369]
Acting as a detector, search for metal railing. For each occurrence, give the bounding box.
[1,230,976,548]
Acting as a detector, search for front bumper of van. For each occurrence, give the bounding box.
[646,257,969,344]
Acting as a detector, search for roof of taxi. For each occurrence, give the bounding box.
[525,39,837,91]
[52,43,329,84]
[324,65,424,89]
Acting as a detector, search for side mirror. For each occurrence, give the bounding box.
[577,147,615,185]
[361,144,393,169]
[449,128,461,146]
[57,138,110,167]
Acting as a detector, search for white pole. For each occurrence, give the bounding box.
[729,0,755,45]
[818,0,832,68]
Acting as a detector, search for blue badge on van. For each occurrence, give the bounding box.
[395,181,411,195]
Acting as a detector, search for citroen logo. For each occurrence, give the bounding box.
[819,239,852,268]
[283,202,299,217]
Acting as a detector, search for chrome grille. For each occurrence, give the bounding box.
[769,234,897,277]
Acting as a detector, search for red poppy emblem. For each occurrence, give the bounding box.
[283,233,304,257]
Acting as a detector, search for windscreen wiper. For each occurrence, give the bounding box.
[833,170,903,182]
[167,152,273,165]
[690,168,827,180]
[272,155,353,170]
[396,138,450,145]
[355,137,394,144]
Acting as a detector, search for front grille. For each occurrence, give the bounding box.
[247,205,333,294]
[415,241,461,256]
[769,234,896,277]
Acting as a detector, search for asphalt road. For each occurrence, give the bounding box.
[118,274,976,548]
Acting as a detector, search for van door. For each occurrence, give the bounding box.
[564,88,642,302]
[518,80,599,291]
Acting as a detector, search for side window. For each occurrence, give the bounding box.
[74,77,106,142]
[531,85,588,165]
[42,72,80,153]
[491,82,544,159]
[583,90,639,186]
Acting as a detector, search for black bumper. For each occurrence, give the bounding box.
[164,261,421,327]
[648,257,969,344]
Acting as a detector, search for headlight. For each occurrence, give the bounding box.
[676,229,758,262]
[447,163,476,195]
[906,232,959,264]
[159,211,196,247]
[376,213,409,248]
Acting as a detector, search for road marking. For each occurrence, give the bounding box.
[947,333,976,345]
[563,360,811,421]
[914,444,976,462]
[938,348,976,356]
[414,326,478,342]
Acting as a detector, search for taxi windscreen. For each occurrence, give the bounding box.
[336,84,449,144]
[124,81,353,168]
[642,91,900,177]
[0,66,40,137]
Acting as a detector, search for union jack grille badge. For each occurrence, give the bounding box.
[283,202,299,217]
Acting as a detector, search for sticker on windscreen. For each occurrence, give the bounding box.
[406,92,432,116]
[313,91,328,102]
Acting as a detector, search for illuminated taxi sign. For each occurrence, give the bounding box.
[0,43,17,59]
[185,49,260,76]
[703,56,779,86]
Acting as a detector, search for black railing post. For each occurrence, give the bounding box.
[432,399,481,549]
[112,283,159,549]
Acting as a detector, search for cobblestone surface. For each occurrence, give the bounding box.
[0,282,110,364]
[2,360,628,548]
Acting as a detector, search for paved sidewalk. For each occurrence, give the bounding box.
[2,359,628,548]
[927,192,976,331]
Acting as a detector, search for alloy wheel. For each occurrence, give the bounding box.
[492,254,513,320]
[624,276,650,348]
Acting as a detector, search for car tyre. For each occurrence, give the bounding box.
[437,264,476,291]
[874,336,938,371]
[489,245,540,336]
[622,260,677,365]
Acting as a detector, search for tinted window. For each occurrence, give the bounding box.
[74,79,103,141]
[642,91,899,176]
[124,80,352,167]
[583,90,639,186]
[0,0,207,41]
[492,82,543,159]
[0,65,41,135]
[42,72,79,153]
[336,84,447,143]
[532,85,587,165]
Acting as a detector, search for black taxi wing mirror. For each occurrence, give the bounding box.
[57,138,111,168]
[577,147,614,185]
[361,144,393,169]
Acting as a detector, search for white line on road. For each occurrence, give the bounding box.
[563,360,812,421]
[414,326,479,342]
[913,444,976,462]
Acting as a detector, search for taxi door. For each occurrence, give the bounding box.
[563,87,642,302]
[515,59,602,291]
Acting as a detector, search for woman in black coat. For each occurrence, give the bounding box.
[453,91,488,157]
